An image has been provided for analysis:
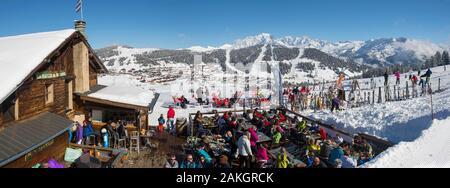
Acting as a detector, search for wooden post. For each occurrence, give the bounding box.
[438,78,441,91]
[368,92,371,104]
[397,88,400,101]
[385,86,388,102]
[372,89,375,104]
[406,81,409,99]
[394,86,397,101]
[378,87,382,103]
[364,92,367,104]
[430,89,434,120]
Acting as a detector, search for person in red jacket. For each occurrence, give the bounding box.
[263,118,271,127]
[279,112,286,123]
[223,111,230,121]
[411,74,419,97]
[228,117,237,130]
[248,127,259,154]
[394,71,401,85]
[167,106,176,135]
[254,109,263,119]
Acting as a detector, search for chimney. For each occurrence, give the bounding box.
[74,20,87,39]
[73,20,90,93]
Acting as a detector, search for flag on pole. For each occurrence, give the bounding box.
[76,0,83,13]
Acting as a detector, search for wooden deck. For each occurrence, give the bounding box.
[116,132,186,168]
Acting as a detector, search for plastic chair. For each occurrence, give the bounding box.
[108,132,116,148]
[143,130,155,149]
[117,132,127,149]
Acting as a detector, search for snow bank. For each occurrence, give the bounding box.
[306,90,450,143]
[361,117,450,168]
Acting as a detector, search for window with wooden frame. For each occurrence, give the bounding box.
[45,84,54,104]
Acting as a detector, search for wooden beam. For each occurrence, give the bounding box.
[79,95,149,111]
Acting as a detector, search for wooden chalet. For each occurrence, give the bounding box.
[0,21,149,168]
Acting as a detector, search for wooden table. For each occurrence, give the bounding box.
[269,147,305,167]
[235,129,271,145]
[240,122,253,130]
[256,132,272,143]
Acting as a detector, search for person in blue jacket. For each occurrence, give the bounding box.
[328,144,345,167]
[83,120,99,145]
[420,68,432,86]
[195,144,213,164]
[305,152,315,168]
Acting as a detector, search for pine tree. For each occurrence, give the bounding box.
[442,51,450,65]
[434,51,442,66]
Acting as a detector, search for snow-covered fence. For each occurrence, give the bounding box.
[286,76,445,113]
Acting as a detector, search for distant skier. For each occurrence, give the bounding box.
[384,70,389,86]
[351,79,360,92]
[350,80,360,105]
[408,69,413,80]
[420,68,432,86]
[331,96,340,113]
[196,87,204,105]
[411,74,418,97]
[394,71,401,85]
[336,73,346,101]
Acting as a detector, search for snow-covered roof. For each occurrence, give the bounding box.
[0,29,76,103]
[87,74,154,108]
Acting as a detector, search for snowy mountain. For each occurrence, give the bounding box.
[342,38,446,66]
[187,33,447,66]
[96,33,448,82]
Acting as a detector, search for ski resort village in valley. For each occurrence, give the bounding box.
[0,0,449,175]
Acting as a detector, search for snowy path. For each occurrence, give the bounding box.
[362,117,450,168]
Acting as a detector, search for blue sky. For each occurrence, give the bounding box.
[1,0,449,49]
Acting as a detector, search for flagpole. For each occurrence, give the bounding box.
[81,0,84,21]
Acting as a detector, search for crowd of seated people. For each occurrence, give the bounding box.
[179,108,375,168]
[178,108,290,168]
[290,119,374,168]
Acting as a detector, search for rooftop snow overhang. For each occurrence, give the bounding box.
[0,30,108,105]
[76,85,150,111]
